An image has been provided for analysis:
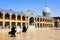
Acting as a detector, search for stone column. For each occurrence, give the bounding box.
[10,13,12,29]
[57,19,59,27]
[34,17,35,28]
[25,16,27,28]
[36,17,37,28]
[16,14,17,28]
[3,12,5,29]
[52,19,54,28]
[42,17,43,28]
[25,16,26,27]
[28,16,29,28]
[35,17,37,28]
[21,15,22,28]
[27,16,28,28]
[46,18,48,27]
[39,18,40,28]
[36,23,37,28]
[44,18,45,28]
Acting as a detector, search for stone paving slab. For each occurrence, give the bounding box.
[0,28,60,40]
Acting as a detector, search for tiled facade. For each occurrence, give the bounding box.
[0,9,55,29]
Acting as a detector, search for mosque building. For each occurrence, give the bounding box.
[0,6,59,29]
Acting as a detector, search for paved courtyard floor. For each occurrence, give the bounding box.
[0,28,60,40]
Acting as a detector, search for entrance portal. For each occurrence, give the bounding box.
[29,17,34,26]
[29,17,35,28]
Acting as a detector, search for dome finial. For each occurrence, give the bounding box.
[45,2,48,7]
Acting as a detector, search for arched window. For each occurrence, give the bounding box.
[37,17,39,22]
[43,18,44,21]
[0,12,3,19]
[27,16,28,18]
[26,16,28,21]
[11,14,16,20]
[5,13,10,19]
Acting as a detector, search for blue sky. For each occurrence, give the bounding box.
[0,0,60,17]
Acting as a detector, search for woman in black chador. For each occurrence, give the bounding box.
[9,26,16,37]
[22,25,27,32]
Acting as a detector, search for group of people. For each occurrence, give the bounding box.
[8,25,27,37]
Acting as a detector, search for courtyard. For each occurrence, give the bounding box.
[0,28,60,40]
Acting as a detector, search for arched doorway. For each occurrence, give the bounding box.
[11,14,16,20]
[29,17,34,26]
[22,15,25,21]
[0,22,3,29]
[5,22,10,29]
[17,15,21,20]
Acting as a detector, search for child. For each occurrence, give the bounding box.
[16,26,21,33]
